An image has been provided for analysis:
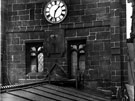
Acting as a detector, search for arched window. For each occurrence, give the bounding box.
[26,42,44,74]
[68,40,86,78]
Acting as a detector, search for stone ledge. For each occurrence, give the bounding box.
[19,78,44,84]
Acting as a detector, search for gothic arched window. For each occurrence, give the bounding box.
[26,41,44,74]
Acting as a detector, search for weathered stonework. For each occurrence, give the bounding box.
[1,0,128,90]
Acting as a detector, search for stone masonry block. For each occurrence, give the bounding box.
[29,32,40,39]
[111,34,120,41]
[20,27,27,32]
[27,3,35,9]
[11,16,20,21]
[106,7,110,14]
[88,35,96,41]
[70,0,80,5]
[8,11,17,16]
[8,5,12,12]
[98,2,110,7]
[35,14,43,20]
[91,61,100,66]
[97,14,110,21]
[112,75,121,82]
[65,29,76,37]
[110,2,120,9]
[97,32,110,40]
[93,21,103,26]
[35,9,42,14]
[13,4,26,10]
[75,23,83,28]
[8,0,16,4]
[36,3,43,8]
[111,48,120,55]
[84,22,93,27]
[103,20,110,26]
[104,41,111,50]
[116,70,121,75]
[114,9,120,16]
[18,10,29,15]
[85,7,106,14]
[94,42,104,51]
[12,38,20,44]
[81,15,96,22]
[69,10,84,16]
[110,17,120,26]
[13,27,20,32]
[34,26,41,31]
[13,45,23,52]
[20,15,29,20]
[111,62,121,70]
[90,27,107,32]
[30,9,34,20]
[99,0,111,3]
[16,0,31,4]
[27,27,35,31]
[70,16,81,22]
[87,3,97,8]
[82,0,99,4]
[73,5,87,10]
[77,28,89,36]
[29,20,40,26]
[13,55,21,62]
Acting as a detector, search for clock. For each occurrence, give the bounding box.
[44,0,68,24]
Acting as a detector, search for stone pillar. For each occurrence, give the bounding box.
[110,0,127,87]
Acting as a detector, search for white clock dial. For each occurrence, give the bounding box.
[44,0,67,24]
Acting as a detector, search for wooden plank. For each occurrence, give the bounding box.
[42,85,98,100]
[1,93,28,101]
[9,90,55,101]
[44,84,109,101]
[34,86,89,101]
[24,88,72,101]
[62,87,109,101]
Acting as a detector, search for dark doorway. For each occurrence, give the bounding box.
[67,39,86,79]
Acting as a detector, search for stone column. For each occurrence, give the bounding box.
[110,0,127,87]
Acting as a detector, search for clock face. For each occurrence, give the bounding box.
[44,0,67,24]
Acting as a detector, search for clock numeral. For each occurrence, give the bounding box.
[56,17,60,21]
[46,12,50,16]
[46,14,50,18]
[62,11,66,15]
[46,8,50,12]
[61,5,65,8]
[61,13,65,17]
[57,1,60,5]
[51,17,56,22]
[62,6,66,10]
[60,2,64,7]
[60,15,64,19]
[62,9,66,12]
[52,1,55,5]
[46,14,52,20]
[54,1,57,5]
[48,4,51,8]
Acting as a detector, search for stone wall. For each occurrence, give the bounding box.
[1,0,8,86]
[2,0,128,87]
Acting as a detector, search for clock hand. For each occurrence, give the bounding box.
[54,5,60,17]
